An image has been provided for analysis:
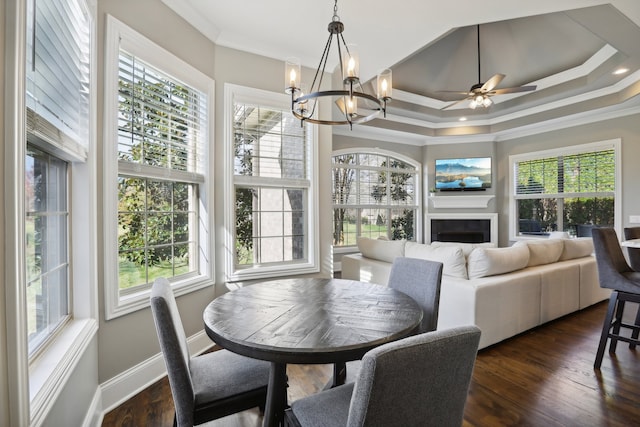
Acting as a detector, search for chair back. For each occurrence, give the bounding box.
[388,257,443,333]
[591,228,638,292]
[624,227,640,271]
[348,326,481,427]
[150,278,195,426]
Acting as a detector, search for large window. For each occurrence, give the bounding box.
[7,0,97,421]
[510,140,620,239]
[332,150,420,247]
[25,0,90,354]
[104,17,214,318]
[225,84,318,281]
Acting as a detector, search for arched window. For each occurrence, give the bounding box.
[332,149,421,247]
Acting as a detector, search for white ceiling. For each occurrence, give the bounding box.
[162,0,640,144]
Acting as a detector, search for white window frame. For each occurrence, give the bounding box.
[331,148,422,252]
[103,16,215,319]
[508,139,622,241]
[4,0,98,425]
[224,84,319,282]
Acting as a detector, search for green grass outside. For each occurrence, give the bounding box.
[119,256,190,289]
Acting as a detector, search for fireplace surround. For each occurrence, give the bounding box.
[427,213,498,244]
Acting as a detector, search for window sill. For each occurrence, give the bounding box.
[105,275,213,320]
[29,318,98,425]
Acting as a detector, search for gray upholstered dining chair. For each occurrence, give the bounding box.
[286,326,481,427]
[335,257,443,385]
[591,228,640,369]
[150,278,270,427]
[623,227,640,271]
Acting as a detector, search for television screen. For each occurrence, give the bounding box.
[435,157,491,190]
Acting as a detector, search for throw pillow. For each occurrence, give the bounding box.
[357,236,406,263]
[467,245,530,279]
[405,242,468,279]
[559,237,594,260]
[430,241,496,258]
[513,239,564,267]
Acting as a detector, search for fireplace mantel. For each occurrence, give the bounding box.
[429,194,494,209]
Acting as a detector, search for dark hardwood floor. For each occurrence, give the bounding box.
[102,301,640,426]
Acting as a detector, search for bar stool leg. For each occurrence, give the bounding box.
[631,304,640,350]
[595,292,619,369]
[610,298,626,354]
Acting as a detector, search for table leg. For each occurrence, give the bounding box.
[327,362,346,389]
[263,362,287,427]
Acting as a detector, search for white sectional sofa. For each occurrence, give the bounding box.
[341,237,610,349]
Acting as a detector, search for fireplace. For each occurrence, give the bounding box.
[427,213,498,244]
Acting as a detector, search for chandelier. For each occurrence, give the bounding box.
[284,0,391,128]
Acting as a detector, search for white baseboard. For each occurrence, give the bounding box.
[82,388,103,427]
[99,330,213,414]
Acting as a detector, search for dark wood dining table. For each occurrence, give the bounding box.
[203,277,423,427]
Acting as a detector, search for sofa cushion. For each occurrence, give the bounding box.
[405,242,467,279]
[467,245,530,279]
[357,237,406,263]
[513,239,564,267]
[559,237,594,261]
[430,241,496,258]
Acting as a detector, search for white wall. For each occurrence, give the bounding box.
[1,0,9,424]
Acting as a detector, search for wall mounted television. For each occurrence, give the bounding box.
[434,157,492,190]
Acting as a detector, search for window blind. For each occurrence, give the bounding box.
[26,0,90,158]
[117,52,206,182]
[233,103,307,180]
[515,149,615,196]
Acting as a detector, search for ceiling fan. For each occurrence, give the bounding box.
[440,24,537,110]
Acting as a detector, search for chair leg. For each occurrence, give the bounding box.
[610,299,626,354]
[595,292,619,369]
[630,303,640,350]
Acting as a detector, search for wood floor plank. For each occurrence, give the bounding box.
[102,301,640,427]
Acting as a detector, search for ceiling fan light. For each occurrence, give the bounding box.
[469,99,478,109]
[482,96,493,107]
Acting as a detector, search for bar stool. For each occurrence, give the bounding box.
[591,228,640,369]
[624,227,640,270]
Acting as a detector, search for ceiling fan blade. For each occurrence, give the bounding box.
[490,85,537,95]
[481,74,505,92]
[441,97,472,110]
[437,90,473,95]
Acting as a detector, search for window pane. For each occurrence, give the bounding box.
[564,197,615,236]
[234,186,307,266]
[517,198,557,236]
[332,166,356,205]
[360,208,388,239]
[391,209,415,241]
[26,146,69,355]
[333,208,357,246]
[233,104,307,179]
[118,52,206,174]
[332,152,419,245]
[118,178,198,289]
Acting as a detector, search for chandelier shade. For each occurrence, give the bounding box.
[285,0,391,128]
